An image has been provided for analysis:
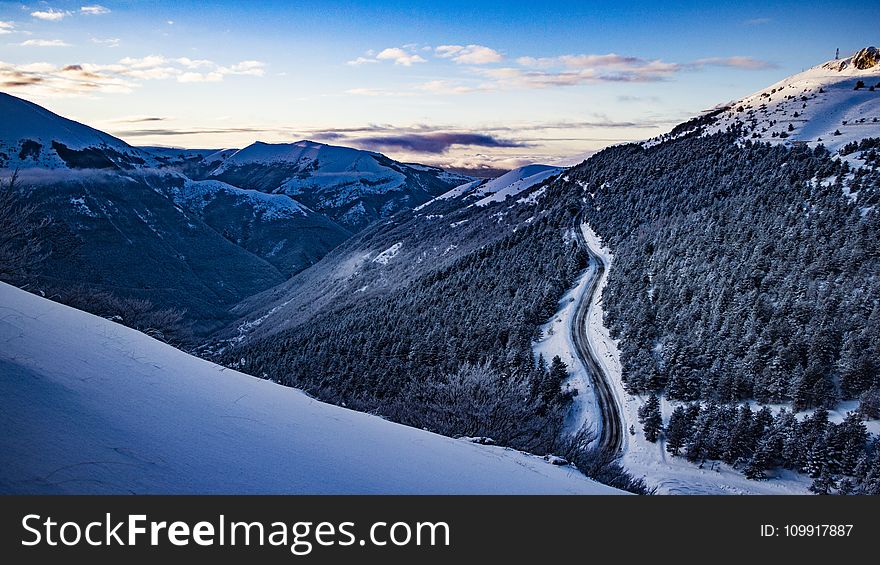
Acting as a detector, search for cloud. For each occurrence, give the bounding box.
[435,44,503,64]
[226,60,265,76]
[31,9,71,21]
[178,71,223,83]
[353,132,527,154]
[80,5,110,15]
[744,17,771,25]
[111,116,166,123]
[0,21,15,35]
[0,55,266,97]
[19,39,71,47]
[0,60,133,95]
[691,56,778,70]
[517,53,644,69]
[346,56,379,66]
[91,37,120,47]
[418,80,488,94]
[375,47,426,66]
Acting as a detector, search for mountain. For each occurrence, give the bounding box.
[0,281,619,494]
[649,45,880,151]
[416,164,564,210]
[0,93,350,335]
[226,163,565,343]
[220,49,880,494]
[206,140,473,230]
[0,92,157,170]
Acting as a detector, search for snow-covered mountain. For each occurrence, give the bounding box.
[0,93,351,333]
[227,162,564,343]
[0,282,618,494]
[208,140,473,230]
[0,92,157,170]
[418,164,563,210]
[650,46,880,152]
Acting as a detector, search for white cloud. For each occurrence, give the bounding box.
[226,60,265,76]
[176,57,214,69]
[178,71,223,83]
[91,37,120,47]
[80,5,111,15]
[375,47,426,66]
[418,80,487,94]
[118,55,167,69]
[346,56,379,66]
[691,56,777,70]
[435,44,502,64]
[31,9,71,21]
[20,39,70,47]
[0,60,134,97]
[0,55,266,97]
[0,21,15,35]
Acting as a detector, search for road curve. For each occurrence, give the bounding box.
[570,222,624,454]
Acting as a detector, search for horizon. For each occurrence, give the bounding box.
[0,1,876,170]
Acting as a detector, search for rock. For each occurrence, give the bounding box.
[852,46,879,70]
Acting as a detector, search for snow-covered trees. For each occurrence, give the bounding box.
[637,393,663,442]
[0,170,49,282]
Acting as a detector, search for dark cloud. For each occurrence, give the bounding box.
[113,127,273,137]
[354,133,528,154]
[112,116,167,123]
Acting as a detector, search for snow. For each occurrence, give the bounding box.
[212,140,409,197]
[579,224,810,494]
[372,242,403,265]
[517,186,548,205]
[700,49,880,153]
[533,246,601,437]
[472,165,563,207]
[0,282,620,494]
[413,165,563,211]
[0,92,156,169]
[171,179,310,219]
[414,179,484,211]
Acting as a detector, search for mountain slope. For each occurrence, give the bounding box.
[0,92,156,170]
[0,93,352,333]
[650,46,880,152]
[0,282,618,495]
[209,140,473,230]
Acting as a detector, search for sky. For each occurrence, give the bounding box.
[0,0,876,171]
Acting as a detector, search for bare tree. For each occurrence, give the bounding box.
[0,169,50,281]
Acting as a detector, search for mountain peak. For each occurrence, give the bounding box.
[823,45,879,72]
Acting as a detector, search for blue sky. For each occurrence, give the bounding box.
[1,1,875,169]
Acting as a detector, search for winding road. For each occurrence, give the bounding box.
[571,222,624,454]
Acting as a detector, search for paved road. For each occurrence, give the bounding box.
[571,223,623,454]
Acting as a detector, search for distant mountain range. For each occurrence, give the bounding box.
[0,92,472,333]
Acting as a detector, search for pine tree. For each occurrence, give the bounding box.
[809,469,835,495]
[665,404,690,456]
[638,393,663,443]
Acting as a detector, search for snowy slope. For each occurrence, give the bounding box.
[577,225,810,495]
[0,282,619,494]
[472,165,563,207]
[0,92,155,169]
[208,140,472,230]
[415,164,563,211]
[701,47,880,152]
[171,179,310,220]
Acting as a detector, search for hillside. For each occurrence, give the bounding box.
[650,46,880,151]
[0,92,156,170]
[0,282,618,495]
[207,140,472,230]
[220,49,880,494]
